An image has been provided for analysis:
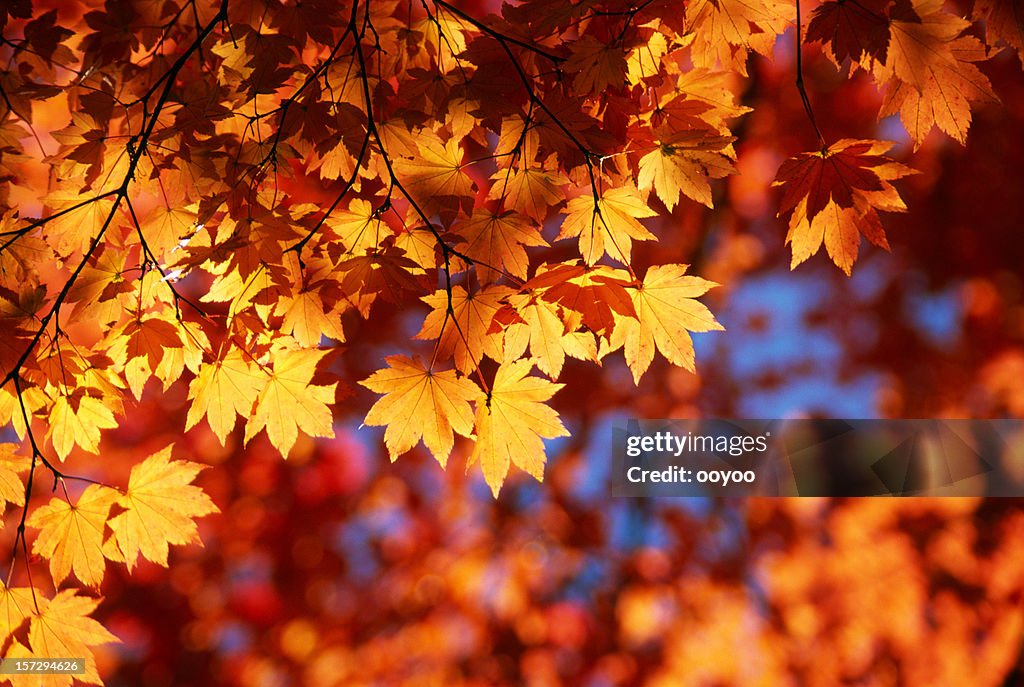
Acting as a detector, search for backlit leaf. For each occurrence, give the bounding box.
[361,355,483,466]
[107,445,219,570]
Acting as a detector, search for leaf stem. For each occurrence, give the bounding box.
[794,0,827,150]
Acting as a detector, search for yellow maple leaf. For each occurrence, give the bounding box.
[468,359,568,496]
[323,198,392,256]
[275,286,347,348]
[40,191,116,259]
[47,390,119,461]
[558,185,657,265]
[637,133,736,210]
[686,0,792,74]
[153,318,210,394]
[507,293,596,379]
[65,244,132,323]
[0,443,29,518]
[27,484,119,588]
[27,590,119,686]
[395,133,475,216]
[416,285,514,374]
[137,204,198,262]
[0,585,35,647]
[609,264,723,384]
[244,347,337,456]
[877,0,998,147]
[673,70,754,129]
[185,348,265,444]
[394,225,438,271]
[488,166,568,222]
[785,197,891,275]
[455,210,548,283]
[627,31,669,85]
[361,356,483,467]
[106,445,218,570]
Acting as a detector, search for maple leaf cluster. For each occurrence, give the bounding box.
[0,0,747,499]
[0,444,214,681]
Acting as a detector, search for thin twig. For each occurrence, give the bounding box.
[795,0,827,149]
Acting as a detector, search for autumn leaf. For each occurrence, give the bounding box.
[558,185,657,265]
[361,355,483,466]
[565,34,628,94]
[107,445,218,570]
[244,347,337,456]
[773,139,917,274]
[686,0,792,74]
[394,133,475,217]
[47,390,119,460]
[275,282,347,348]
[394,225,439,271]
[27,484,119,588]
[137,204,198,262]
[416,285,514,374]
[336,251,425,314]
[117,316,186,398]
[504,293,574,380]
[185,347,264,444]
[468,359,568,497]
[455,209,548,283]
[974,0,1024,62]
[528,263,636,337]
[27,590,119,686]
[637,131,736,210]
[488,164,569,222]
[878,0,998,147]
[0,443,29,517]
[627,31,670,85]
[0,585,35,647]
[323,198,392,256]
[806,0,895,64]
[608,264,724,384]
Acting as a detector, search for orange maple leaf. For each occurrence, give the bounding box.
[395,133,475,217]
[455,209,548,283]
[685,0,792,74]
[974,0,1024,62]
[877,0,998,147]
[564,34,628,94]
[773,139,916,274]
